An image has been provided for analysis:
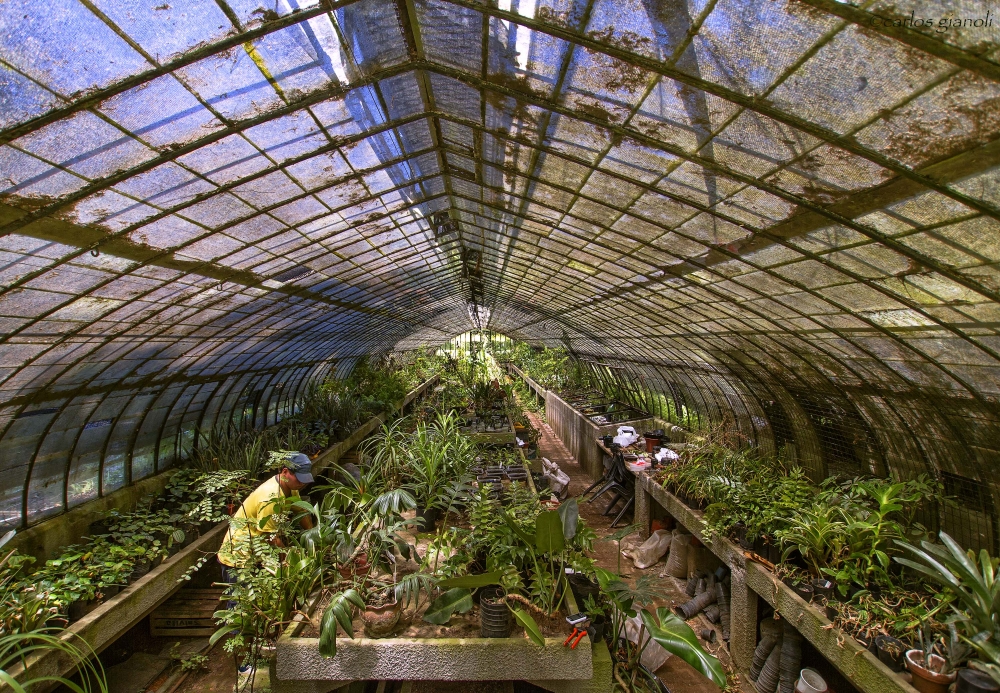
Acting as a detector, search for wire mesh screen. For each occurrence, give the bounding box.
[941,471,997,555]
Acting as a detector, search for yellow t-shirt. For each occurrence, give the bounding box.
[217,476,299,567]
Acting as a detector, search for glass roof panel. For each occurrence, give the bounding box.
[2,0,1000,530]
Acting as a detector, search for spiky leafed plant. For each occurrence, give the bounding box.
[896,532,1000,682]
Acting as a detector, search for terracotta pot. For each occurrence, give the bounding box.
[906,650,957,693]
[362,599,401,637]
[644,436,661,453]
[338,555,370,580]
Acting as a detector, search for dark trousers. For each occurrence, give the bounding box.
[220,560,238,611]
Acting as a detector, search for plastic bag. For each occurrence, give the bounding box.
[664,532,690,578]
[541,457,571,495]
[633,529,672,569]
[622,614,671,672]
[655,447,679,463]
[613,426,639,447]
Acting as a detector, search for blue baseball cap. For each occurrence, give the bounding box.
[287,453,314,483]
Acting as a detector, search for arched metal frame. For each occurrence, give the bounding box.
[0,0,998,534]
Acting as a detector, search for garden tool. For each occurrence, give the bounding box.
[563,613,590,649]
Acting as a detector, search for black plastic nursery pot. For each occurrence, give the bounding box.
[590,615,606,644]
[793,583,814,603]
[876,635,906,672]
[812,578,835,601]
[129,561,151,582]
[957,668,1000,693]
[479,587,511,638]
[415,506,440,530]
[67,599,91,622]
[733,523,751,550]
[567,573,600,605]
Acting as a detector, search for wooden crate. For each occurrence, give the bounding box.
[150,587,225,637]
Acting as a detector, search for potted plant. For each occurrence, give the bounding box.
[591,567,726,692]
[896,532,999,689]
[361,579,403,637]
[906,627,964,693]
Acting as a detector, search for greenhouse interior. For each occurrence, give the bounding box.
[1,1,999,692]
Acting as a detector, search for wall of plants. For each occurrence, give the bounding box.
[653,426,1000,688]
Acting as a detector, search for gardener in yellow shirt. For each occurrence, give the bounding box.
[217,453,315,572]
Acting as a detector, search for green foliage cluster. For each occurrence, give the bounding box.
[189,353,446,473]
[497,342,594,394]
[0,469,252,640]
[660,439,941,594]
[656,434,973,654]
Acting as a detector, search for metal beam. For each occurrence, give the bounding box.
[0,0,362,146]
[792,0,1000,81]
[0,60,415,239]
[415,61,1000,306]
[438,0,1000,229]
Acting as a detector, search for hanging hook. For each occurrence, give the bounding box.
[90,248,100,257]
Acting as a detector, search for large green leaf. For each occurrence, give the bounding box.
[437,571,505,589]
[511,607,545,646]
[640,607,726,687]
[319,589,364,658]
[423,588,473,625]
[593,566,619,590]
[557,498,579,541]
[535,510,565,554]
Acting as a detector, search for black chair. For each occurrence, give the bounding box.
[599,449,635,527]
[586,447,635,526]
[583,442,619,499]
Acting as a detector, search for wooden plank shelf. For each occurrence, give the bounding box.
[150,587,225,637]
[2,522,229,693]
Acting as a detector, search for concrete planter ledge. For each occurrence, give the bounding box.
[632,472,920,693]
[277,634,594,683]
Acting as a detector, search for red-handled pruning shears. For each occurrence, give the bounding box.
[563,613,590,649]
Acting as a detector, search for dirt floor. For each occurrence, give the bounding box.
[120,416,727,693]
[526,413,728,693]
